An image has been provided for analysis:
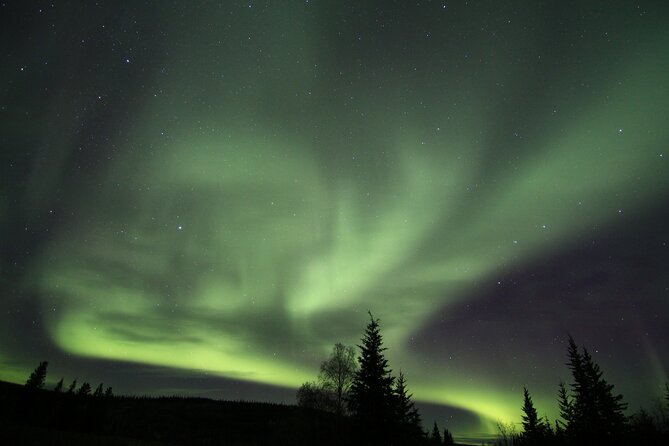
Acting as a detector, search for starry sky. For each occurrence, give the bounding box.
[1,0,669,439]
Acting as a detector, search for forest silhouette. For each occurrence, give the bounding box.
[2,313,668,445]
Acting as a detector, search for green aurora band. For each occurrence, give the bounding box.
[3,2,669,436]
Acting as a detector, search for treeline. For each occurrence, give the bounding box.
[10,361,116,436]
[5,314,453,446]
[25,360,113,397]
[297,312,455,445]
[5,314,668,445]
[494,336,669,446]
[298,314,669,446]
[1,378,354,445]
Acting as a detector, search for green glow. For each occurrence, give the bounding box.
[0,352,27,384]
[415,384,517,427]
[3,4,667,437]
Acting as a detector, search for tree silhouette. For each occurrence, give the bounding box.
[521,387,540,432]
[104,386,113,398]
[557,380,573,432]
[25,361,48,389]
[319,342,357,415]
[629,408,663,444]
[349,311,396,444]
[77,382,92,396]
[296,381,334,411]
[519,387,551,445]
[393,371,423,444]
[53,377,64,392]
[562,336,627,443]
[495,421,518,446]
[443,428,455,446]
[94,383,104,397]
[584,346,627,435]
[67,379,77,394]
[429,422,442,444]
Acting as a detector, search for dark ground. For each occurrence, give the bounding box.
[0,380,357,446]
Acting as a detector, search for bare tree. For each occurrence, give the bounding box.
[319,342,358,415]
[495,421,518,446]
[296,381,334,411]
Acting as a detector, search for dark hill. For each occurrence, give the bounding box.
[0,380,353,445]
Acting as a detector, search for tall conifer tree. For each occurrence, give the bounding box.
[25,361,48,389]
[557,381,573,432]
[520,387,550,444]
[521,387,540,435]
[430,422,442,444]
[67,379,77,394]
[562,336,627,443]
[394,371,423,444]
[349,312,396,444]
[443,428,455,446]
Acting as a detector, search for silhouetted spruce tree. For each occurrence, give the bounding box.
[349,312,396,444]
[104,386,113,398]
[584,347,626,432]
[564,336,596,442]
[430,422,442,445]
[443,428,455,446]
[54,377,64,392]
[563,336,627,443]
[93,383,104,397]
[556,381,573,432]
[519,387,551,445]
[521,387,540,432]
[77,382,91,396]
[67,379,77,394]
[393,371,423,444]
[25,361,48,389]
[319,342,358,415]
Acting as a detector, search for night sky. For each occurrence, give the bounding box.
[2,0,669,439]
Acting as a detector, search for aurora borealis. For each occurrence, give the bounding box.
[1,0,669,438]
